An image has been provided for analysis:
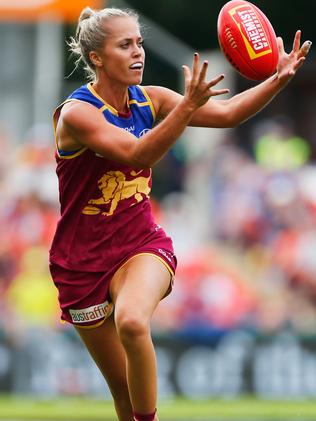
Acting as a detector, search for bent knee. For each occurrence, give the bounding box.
[115,313,149,342]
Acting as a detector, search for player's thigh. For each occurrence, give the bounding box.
[75,314,128,395]
[110,254,172,320]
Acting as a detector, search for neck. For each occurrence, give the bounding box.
[92,78,129,114]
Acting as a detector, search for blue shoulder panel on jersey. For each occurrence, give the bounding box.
[128,85,147,103]
[128,85,155,127]
[68,85,104,109]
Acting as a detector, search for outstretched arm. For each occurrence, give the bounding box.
[58,54,228,169]
[149,31,312,128]
[214,30,312,128]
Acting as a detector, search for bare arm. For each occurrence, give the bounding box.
[58,54,228,169]
[150,31,312,128]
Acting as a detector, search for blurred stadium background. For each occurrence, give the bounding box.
[1,0,316,419]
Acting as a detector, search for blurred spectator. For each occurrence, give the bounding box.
[6,123,59,204]
[152,248,256,336]
[253,116,310,170]
[0,124,59,335]
[6,246,59,328]
[204,123,316,334]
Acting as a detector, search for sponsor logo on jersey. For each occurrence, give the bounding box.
[158,248,173,263]
[124,125,135,133]
[139,128,150,137]
[69,301,113,324]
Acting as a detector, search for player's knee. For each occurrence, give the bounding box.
[116,312,149,343]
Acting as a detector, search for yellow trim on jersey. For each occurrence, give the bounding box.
[138,86,157,121]
[53,98,88,159]
[119,252,175,277]
[87,83,119,116]
[87,82,156,121]
[73,316,108,330]
[128,99,151,107]
[57,147,88,160]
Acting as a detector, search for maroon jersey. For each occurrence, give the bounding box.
[50,84,175,273]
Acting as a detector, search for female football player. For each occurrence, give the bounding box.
[49,6,311,421]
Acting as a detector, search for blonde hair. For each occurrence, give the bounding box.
[68,7,140,81]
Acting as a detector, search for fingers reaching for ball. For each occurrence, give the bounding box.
[276,30,312,80]
[182,53,230,109]
[198,59,209,84]
[207,74,230,97]
[299,40,312,58]
[290,30,312,59]
[277,36,285,55]
[292,30,302,53]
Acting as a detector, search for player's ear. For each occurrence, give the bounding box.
[89,51,103,68]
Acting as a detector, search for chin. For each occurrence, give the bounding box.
[129,75,143,86]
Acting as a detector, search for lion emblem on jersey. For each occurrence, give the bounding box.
[82,170,151,216]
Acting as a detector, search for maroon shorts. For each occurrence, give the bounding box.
[49,246,177,328]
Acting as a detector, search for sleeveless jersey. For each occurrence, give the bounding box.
[50,83,170,272]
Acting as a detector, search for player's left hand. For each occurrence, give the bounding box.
[276,30,312,83]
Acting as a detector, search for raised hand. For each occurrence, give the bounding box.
[276,30,312,82]
[182,53,229,110]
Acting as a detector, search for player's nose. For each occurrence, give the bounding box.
[132,44,143,57]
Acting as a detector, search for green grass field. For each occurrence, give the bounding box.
[1,396,316,420]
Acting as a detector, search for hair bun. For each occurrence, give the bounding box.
[79,7,94,22]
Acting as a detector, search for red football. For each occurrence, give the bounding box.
[217,0,279,80]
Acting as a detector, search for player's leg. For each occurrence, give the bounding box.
[75,314,133,421]
[110,254,172,421]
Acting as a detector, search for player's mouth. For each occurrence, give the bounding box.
[129,62,143,71]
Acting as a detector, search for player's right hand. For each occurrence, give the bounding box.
[182,53,229,110]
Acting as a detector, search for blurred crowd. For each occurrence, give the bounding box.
[152,116,316,337]
[1,116,316,342]
[0,123,60,333]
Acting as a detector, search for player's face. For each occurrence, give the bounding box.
[96,16,145,85]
